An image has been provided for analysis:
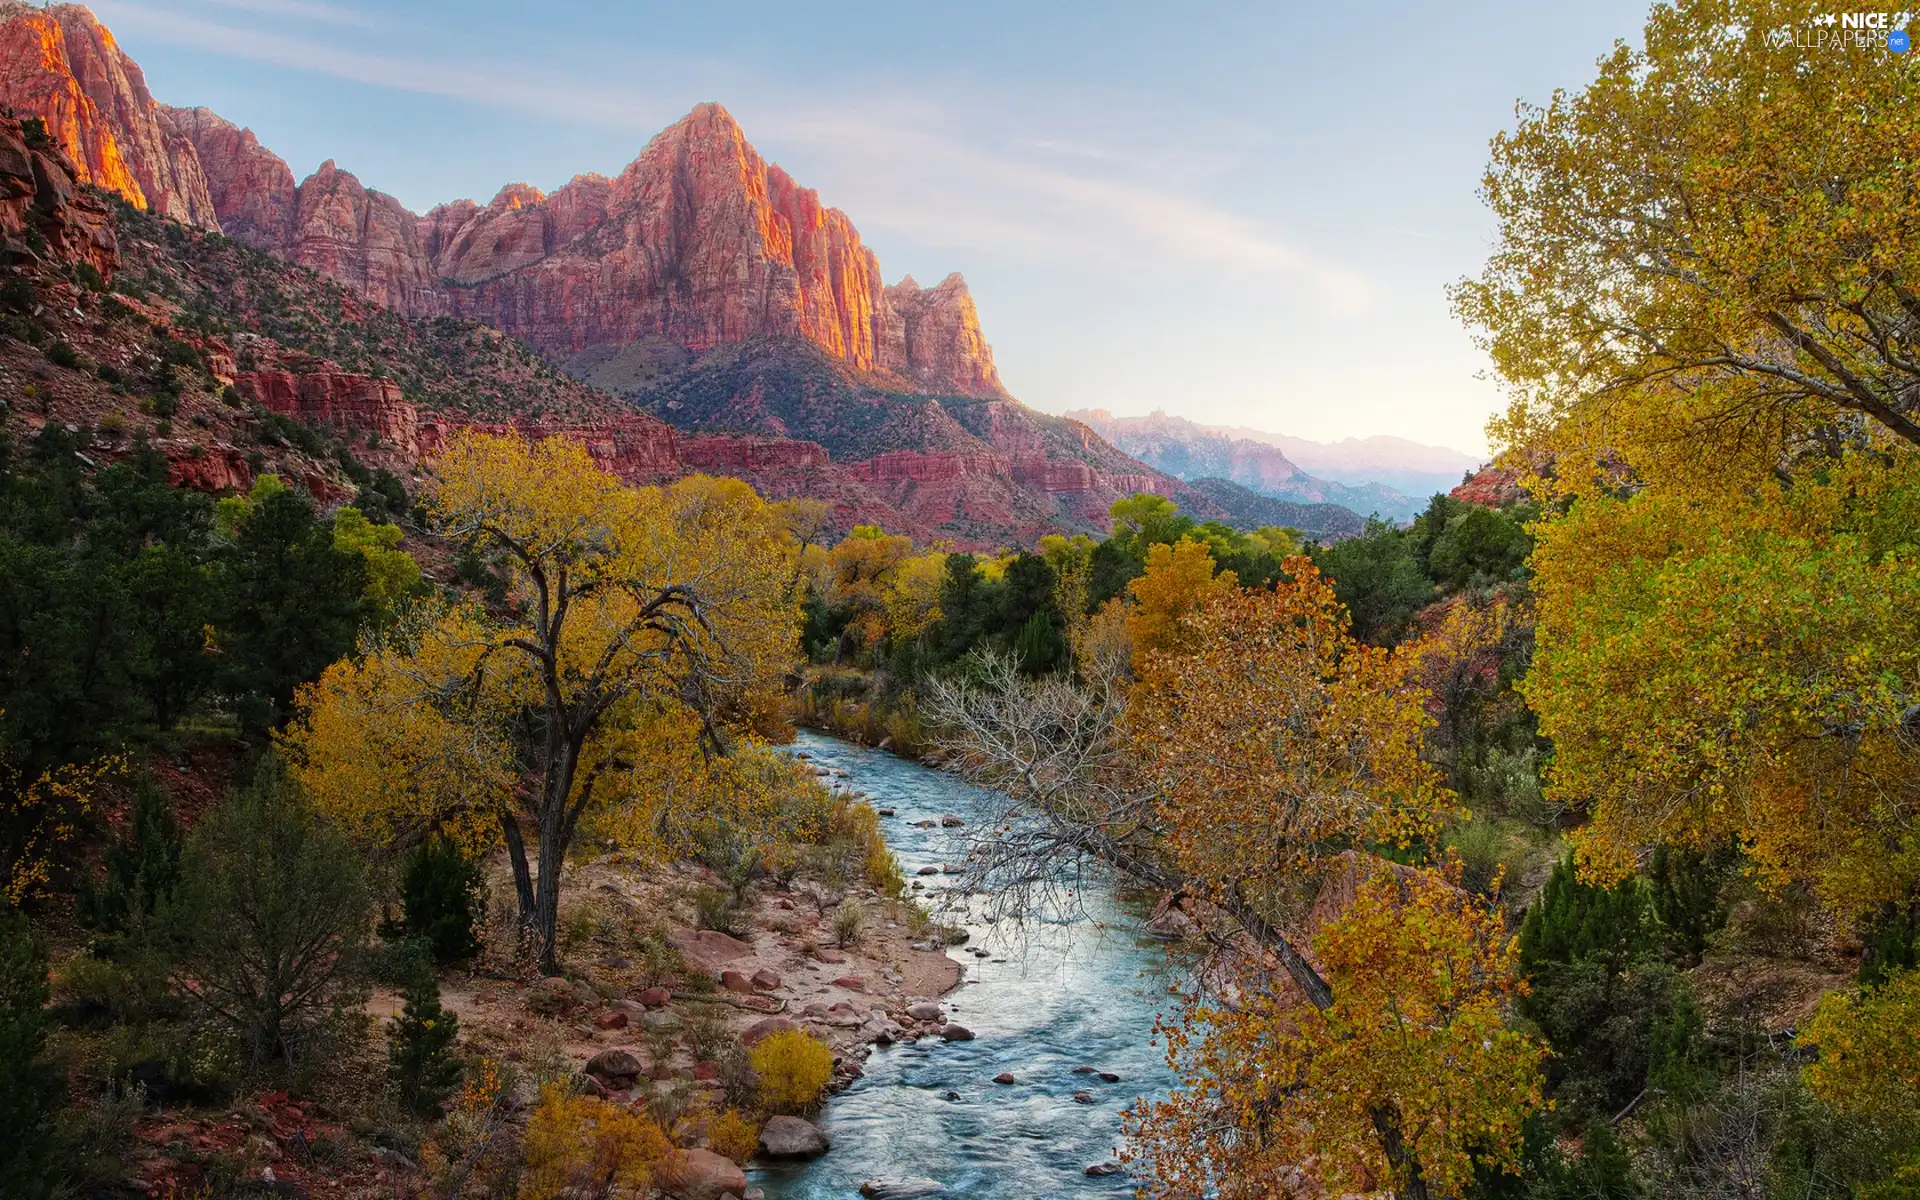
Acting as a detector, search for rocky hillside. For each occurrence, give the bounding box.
[0,2,1364,546]
[1070,408,1420,521]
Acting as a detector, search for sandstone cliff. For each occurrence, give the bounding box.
[0,2,217,228]
[0,108,116,275]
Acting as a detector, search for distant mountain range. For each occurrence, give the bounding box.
[1068,409,1481,523]
[0,2,1390,545]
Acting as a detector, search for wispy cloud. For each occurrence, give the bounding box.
[89,0,1371,312]
[199,0,379,29]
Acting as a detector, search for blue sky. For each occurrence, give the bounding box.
[88,0,1654,454]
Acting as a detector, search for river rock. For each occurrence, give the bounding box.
[938,1023,975,1041]
[905,1001,944,1021]
[860,1180,945,1199]
[656,1147,747,1199]
[915,865,940,876]
[1098,1071,1121,1083]
[992,1072,1015,1084]
[583,1048,641,1086]
[1086,1161,1125,1177]
[940,814,964,827]
[877,807,896,816]
[912,819,937,828]
[1073,1089,1095,1103]
[740,1016,801,1048]
[757,1114,830,1159]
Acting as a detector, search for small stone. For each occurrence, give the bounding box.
[1086,1160,1126,1177]
[992,1072,1015,1084]
[943,1090,961,1101]
[905,1001,944,1021]
[594,1009,628,1030]
[1098,1071,1121,1083]
[751,967,782,991]
[814,948,849,964]
[912,819,937,828]
[777,897,796,910]
[877,807,896,817]
[938,1023,975,1041]
[940,815,964,827]
[915,865,940,876]
[689,1060,720,1082]
[1072,1090,1095,1103]
[1071,1065,1097,1075]
[719,969,754,994]
[584,1048,641,1085]
[741,1016,802,1048]
[832,975,867,992]
[640,1010,680,1032]
[636,986,671,1007]
[860,1180,946,1199]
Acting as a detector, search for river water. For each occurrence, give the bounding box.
[751,731,1180,1199]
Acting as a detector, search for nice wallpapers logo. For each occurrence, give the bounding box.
[1768,12,1914,51]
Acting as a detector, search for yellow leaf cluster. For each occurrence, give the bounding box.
[518,1083,671,1200]
[0,722,121,904]
[1133,863,1543,1198]
[750,1028,834,1115]
[1801,966,1920,1121]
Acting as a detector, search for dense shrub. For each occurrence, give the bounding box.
[162,770,370,1069]
[518,1083,671,1200]
[0,911,65,1197]
[77,781,182,952]
[751,1028,834,1114]
[707,1107,760,1163]
[1649,845,1733,967]
[386,837,484,965]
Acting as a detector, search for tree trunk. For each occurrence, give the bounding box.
[1370,1105,1431,1200]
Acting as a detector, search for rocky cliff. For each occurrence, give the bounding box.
[0,109,116,275]
[0,2,217,228]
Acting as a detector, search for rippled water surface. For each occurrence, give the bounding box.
[752,731,1179,1199]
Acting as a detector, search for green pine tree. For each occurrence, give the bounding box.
[0,911,67,1196]
[387,963,462,1119]
[77,781,183,952]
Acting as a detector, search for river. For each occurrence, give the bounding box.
[751,731,1181,1199]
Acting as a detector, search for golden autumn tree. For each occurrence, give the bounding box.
[283,433,797,973]
[1134,861,1542,1199]
[1454,0,1920,920]
[928,559,1536,1197]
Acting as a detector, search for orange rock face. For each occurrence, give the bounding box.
[0,3,218,228]
[883,273,1005,398]
[0,109,116,276]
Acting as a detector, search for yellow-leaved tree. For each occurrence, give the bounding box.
[929,555,1538,1198]
[284,433,798,972]
[1454,0,1920,917]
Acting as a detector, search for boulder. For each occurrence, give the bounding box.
[740,1016,801,1048]
[656,1147,748,1200]
[992,1072,1015,1085]
[905,1001,944,1022]
[877,807,896,817]
[594,1009,628,1031]
[916,865,941,876]
[756,1114,830,1160]
[719,969,755,994]
[635,986,672,1007]
[1098,1070,1121,1083]
[832,976,867,992]
[583,1048,641,1086]
[859,1180,945,1199]
[1086,1161,1125,1177]
[938,1023,975,1041]
[940,815,964,827]
[1072,1089,1095,1104]
[667,927,754,970]
[751,967,782,991]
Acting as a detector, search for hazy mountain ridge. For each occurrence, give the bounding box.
[1068,408,1452,521]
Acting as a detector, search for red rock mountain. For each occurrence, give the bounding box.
[0,3,1369,545]
[0,1,217,228]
